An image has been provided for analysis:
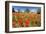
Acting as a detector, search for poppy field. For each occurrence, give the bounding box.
[12,6,41,28]
[12,12,41,28]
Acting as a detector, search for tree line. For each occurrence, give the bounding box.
[12,8,41,14]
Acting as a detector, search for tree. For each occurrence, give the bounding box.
[24,9,30,13]
[37,8,41,14]
[12,8,15,12]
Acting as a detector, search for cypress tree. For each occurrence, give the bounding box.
[12,8,15,12]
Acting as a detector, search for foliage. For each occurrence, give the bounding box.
[24,9,30,13]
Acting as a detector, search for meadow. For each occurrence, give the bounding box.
[12,12,41,28]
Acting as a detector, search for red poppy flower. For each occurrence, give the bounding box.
[18,18,22,25]
[25,19,30,27]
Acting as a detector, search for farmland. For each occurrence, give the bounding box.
[12,12,41,28]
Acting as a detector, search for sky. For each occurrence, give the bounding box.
[12,6,41,13]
